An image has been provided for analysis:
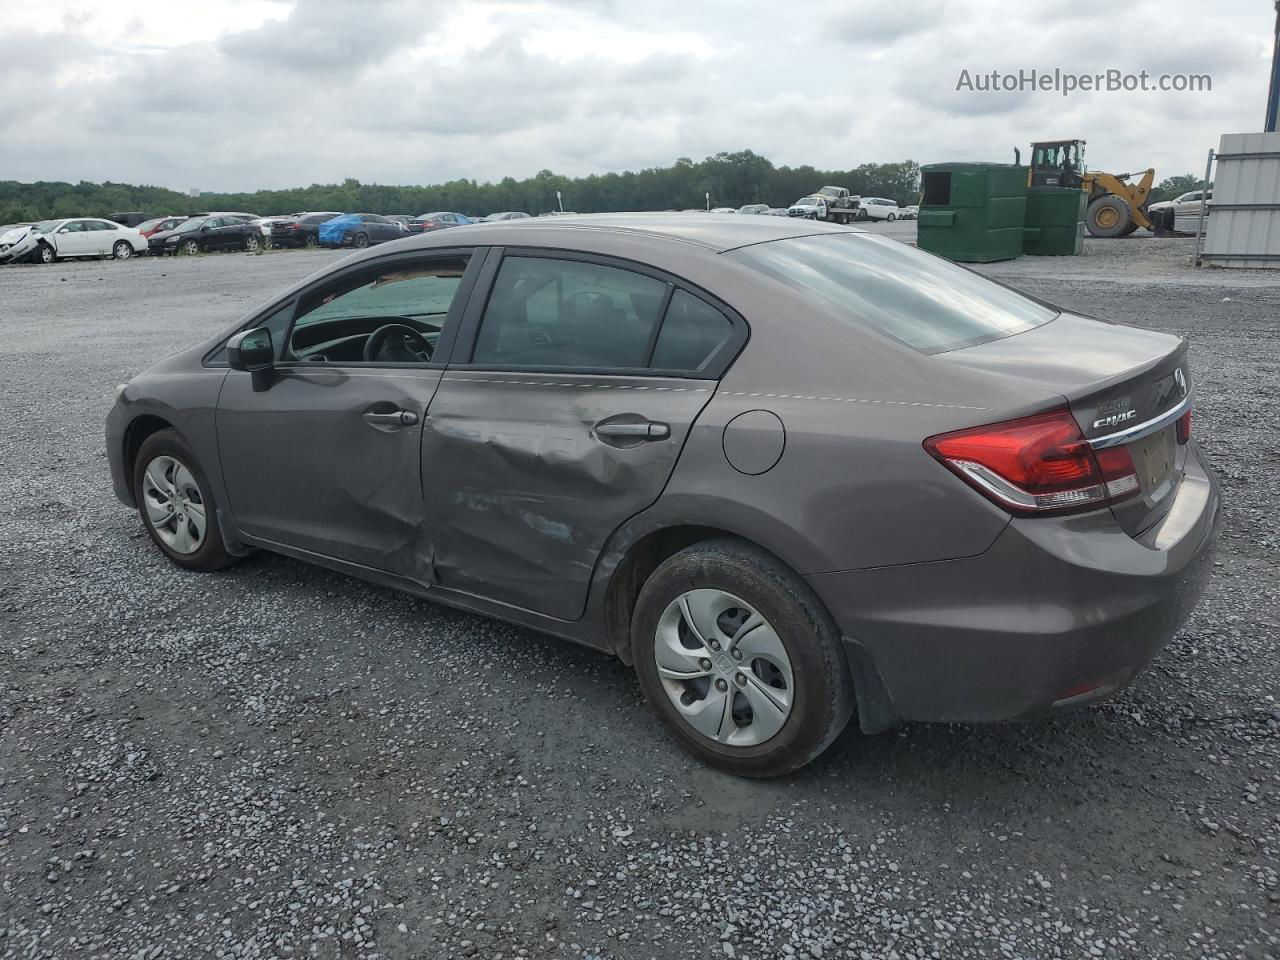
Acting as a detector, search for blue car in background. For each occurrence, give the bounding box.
[317,213,406,249]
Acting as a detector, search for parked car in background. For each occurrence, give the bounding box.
[901,205,919,220]
[317,213,404,248]
[109,212,158,228]
[0,223,33,260]
[107,214,1218,777]
[5,217,147,263]
[482,212,532,222]
[385,215,419,231]
[1148,190,1213,220]
[788,196,828,219]
[709,207,737,214]
[737,204,770,215]
[136,216,189,239]
[267,212,345,249]
[763,208,790,217]
[149,216,264,256]
[859,198,902,221]
[414,212,473,232]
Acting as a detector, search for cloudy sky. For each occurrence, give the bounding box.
[3,0,1271,192]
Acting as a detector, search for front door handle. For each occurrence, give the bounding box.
[595,419,670,440]
[363,409,419,427]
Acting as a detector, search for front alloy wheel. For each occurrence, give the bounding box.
[141,455,208,555]
[654,589,794,746]
[182,238,200,256]
[38,244,56,264]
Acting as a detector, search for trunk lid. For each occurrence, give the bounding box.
[938,313,1192,535]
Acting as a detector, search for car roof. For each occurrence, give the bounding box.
[379,212,864,255]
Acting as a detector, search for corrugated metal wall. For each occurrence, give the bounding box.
[1202,131,1280,269]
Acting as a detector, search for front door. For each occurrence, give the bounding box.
[54,220,94,256]
[422,252,740,621]
[215,251,478,581]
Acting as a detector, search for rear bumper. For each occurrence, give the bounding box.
[808,443,1221,730]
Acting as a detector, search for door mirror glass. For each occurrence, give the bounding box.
[227,327,274,371]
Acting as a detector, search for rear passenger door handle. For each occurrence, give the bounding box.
[364,409,419,427]
[595,419,670,441]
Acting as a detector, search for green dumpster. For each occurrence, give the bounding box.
[1023,186,1085,256]
[916,162,1027,262]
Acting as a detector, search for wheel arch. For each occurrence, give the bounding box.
[122,414,177,501]
[597,516,818,667]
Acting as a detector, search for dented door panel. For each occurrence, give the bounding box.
[216,365,443,581]
[421,370,714,620]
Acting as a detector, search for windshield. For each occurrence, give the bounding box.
[34,220,63,234]
[170,217,207,233]
[796,197,821,205]
[730,233,1056,354]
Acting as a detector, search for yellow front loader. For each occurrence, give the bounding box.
[1025,139,1176,237]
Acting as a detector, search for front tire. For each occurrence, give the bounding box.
[182,238,201,256]
[37,243,56,264]
[132,429,235,572]
[1086,195,1133,238]
[112,240,132,260]
[632,538,854,778]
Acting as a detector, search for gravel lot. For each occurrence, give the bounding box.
[1,235,1278,960]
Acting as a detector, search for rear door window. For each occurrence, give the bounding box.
[730,232,1055,354]
[471,257,668,369]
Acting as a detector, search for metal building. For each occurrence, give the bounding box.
[1200,131,1280,269]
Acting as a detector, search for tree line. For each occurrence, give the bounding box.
[0,149,1203,224]
[0,151,921,223]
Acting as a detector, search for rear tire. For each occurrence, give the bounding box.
[887,213,896,222]
[132,429,235,572]
[353,232,370,248]
[304,234,319,249]
[1086,195,1133,238]
[243,233,260,252]
[632,538,854,778]
[112,240,132,260]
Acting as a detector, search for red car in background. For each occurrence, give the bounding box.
[137,216,190,239]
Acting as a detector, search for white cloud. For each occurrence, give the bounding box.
[0,0,1269,190]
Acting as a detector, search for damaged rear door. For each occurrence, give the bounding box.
[215,250,479,583]
[421,250,745,621]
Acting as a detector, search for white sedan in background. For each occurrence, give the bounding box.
[2,217,148,264]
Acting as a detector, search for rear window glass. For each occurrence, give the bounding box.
[730,233,1056,353]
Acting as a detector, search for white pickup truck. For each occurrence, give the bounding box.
[787,185,862,224]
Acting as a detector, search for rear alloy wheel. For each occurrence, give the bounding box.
[243,233,260,252]
[304,234,319,249]
[633,538,854,778]
[182,238,201,256]
[133,429,234,572]
[887,213,896,222]
[38,243,56,264]
[353,232,370,249]
[112,240,132,260]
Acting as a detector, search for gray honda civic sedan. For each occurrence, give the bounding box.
[106,214,1220,777]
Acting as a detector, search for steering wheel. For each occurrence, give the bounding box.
[363,322,433,363]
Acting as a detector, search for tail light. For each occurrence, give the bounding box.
[924,408,1139,516]
[1176,409,1191,444]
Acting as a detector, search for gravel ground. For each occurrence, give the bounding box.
[1,240,1277,960]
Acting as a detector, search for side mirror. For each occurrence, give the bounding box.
[226,328,276,391]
